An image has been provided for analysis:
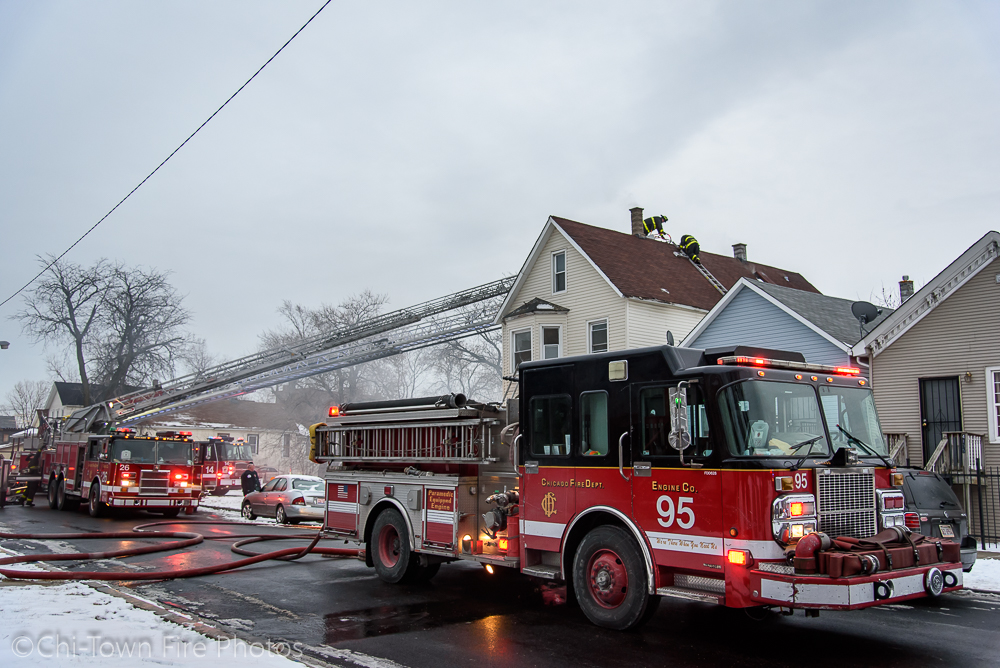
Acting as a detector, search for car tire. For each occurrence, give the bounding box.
[88,483,105,518]
[48,477,58,509]
[573,525,655,630]
[370,508,416,584]
[276,505,289,524]
[241,501,256,520]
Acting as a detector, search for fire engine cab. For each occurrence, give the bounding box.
[200,436,254,495]
[312,344,964,629]
[44,427,202,518]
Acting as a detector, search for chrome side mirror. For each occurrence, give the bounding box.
[668,383,691,452]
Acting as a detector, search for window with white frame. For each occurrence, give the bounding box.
[282,433,291,458]
[512,329,532,371]
[247,433,259,455]
[552,251,566,293]
[988,367,1000,443]
[589,320,608,353]
[542,326,561,359]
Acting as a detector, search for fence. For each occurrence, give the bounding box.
[947,467,1000,549]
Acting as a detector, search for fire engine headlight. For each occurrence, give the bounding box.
[773,493,817,521]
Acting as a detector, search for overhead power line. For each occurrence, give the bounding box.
[0,0,333,310]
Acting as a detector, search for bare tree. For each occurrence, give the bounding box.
[13,256,106,405]
[88,264,190,398]
[13,257,191,404]
[431,301,503,402]
[2,380,50,429]
[178,336,222,378]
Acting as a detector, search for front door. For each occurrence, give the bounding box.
[631,382,724,574]
[919,377,962,463]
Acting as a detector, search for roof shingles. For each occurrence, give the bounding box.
[552,216,818,311]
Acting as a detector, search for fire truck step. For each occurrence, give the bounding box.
[655,586,725,605]
[522,565,561,580]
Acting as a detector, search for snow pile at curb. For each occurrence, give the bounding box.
[964,557,1000,593]
[0,580,305,666]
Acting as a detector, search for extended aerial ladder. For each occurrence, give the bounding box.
[64,277,515,433]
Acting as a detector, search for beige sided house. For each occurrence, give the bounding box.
[496,208,818,394]
[851,231,1000,472]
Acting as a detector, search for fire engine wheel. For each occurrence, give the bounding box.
[573,525,655,630]
[371,508,415,584]
[47,478,58,509]
[88,484,106,518]
[159,508,181,518]
[241,501,257,520]
[56,479,69,511]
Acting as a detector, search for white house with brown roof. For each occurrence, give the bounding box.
[496,208,818,389]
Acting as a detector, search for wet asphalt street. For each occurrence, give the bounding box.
[2,502,999,668]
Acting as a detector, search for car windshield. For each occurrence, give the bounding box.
[818,386,888,457]
[111,438,156,463]
[719,380,830,457]
[904,473,962,509]
[222,443,253,460]
[292,479,323,492]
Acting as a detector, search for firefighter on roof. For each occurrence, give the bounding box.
[680,234,701,263]
[642,215,668,239]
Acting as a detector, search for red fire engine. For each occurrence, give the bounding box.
[200,436,254,495]
[310,345,964,629]
[43,427,202,518]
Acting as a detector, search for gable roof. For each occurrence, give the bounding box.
[497,216,818,320]
[683,278,893,352]
[48,381,142,408]
[850,230,1000,358]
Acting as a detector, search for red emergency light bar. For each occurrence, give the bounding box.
[329,406,340,417]
[717,356,860,376]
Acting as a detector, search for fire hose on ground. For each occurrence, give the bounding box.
[0,519,364,581]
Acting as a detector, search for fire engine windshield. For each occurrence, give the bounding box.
[221,443,253,461]
[719,381,830,458]
[110,439,193,464]
[156,441,194,465]
[818,385,888,456]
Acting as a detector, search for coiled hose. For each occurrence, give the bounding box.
[0,519,363,581]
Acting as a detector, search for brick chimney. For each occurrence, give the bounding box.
[732,243,747,262]
[899,275,914,303]
[630,207,644,237]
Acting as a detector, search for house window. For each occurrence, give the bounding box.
[542,326,561,359]
[988,367,1000,444]
[282,433,291,458]
[589,320,608,353]
[512,329,532,371]
[247,433,259,455]
[552,251,566,293]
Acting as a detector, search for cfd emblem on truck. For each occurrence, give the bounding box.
[542,492,557,517]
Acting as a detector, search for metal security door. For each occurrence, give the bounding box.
[919,377,961,463]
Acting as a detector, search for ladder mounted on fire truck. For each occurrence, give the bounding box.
[64,277,515,434]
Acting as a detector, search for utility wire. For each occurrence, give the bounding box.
[0,0,333,310]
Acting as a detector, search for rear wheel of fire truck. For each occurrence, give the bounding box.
[573,525,657,630]
[47,476,58,509]
[371,508,416,584]
[88,483,106,518]
[55,478,69,511]
[159,507,181,518]
[241,501,257,520]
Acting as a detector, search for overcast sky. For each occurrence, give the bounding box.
[1,1,999,403]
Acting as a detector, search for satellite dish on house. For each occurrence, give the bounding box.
[666,331,675,346]
[851,301,882,338]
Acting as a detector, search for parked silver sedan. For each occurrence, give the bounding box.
[241,474,325,524]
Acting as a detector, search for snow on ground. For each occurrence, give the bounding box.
[964,558,1000,593]
[0,579,307,666]
[199,492,244,512]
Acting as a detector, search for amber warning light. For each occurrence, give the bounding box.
[328,406,340,417]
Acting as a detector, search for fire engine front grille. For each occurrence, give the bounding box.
[139,470,169,495]
[816,468,876,539]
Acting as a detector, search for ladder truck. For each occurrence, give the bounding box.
[310,344,964,630]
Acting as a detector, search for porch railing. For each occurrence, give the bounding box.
[884,433,911,467]
[924,431,984,476]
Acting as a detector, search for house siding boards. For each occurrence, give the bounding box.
[626,300,706,349]
[871,258,1000,467]
[501,227,625,374]
[686,288,848,366]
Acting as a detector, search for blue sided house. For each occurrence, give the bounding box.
[681,277,892,375]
